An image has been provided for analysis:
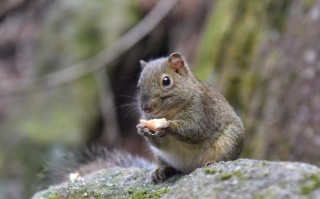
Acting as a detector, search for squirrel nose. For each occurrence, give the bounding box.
[141,101,152,113]
[141,95,153,113]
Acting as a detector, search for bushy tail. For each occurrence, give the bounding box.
[38,145,155,189]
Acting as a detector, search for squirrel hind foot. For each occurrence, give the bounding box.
[151,166,179,183]
[202,161,217,167]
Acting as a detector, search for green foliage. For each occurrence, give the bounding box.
[5,76,98,144]
[37,0,139,69]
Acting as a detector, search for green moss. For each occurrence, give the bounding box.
[261,161,269,166]
[128,189,148,199]
[253,195,268,199]
[128,188,134,194]
[128,187,169,199]
[234,171,246,179]
[253,195,266,199]
[151,188,169,198]
[301,173,320,194]
[48,194,61,199]
[220,170,246,181]
[204,168,218,175]
[220,173,233,180]
[254,189,277,199]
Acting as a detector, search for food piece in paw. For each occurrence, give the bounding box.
[139,118,168,132]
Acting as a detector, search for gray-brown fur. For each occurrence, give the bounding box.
[136,53,245,182]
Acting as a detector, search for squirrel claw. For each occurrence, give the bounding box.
[202,161,217,167]
[136,124,154,137]
[136,124,168,138]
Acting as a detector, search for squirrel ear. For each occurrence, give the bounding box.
[168,52,188,75]
[140,60,147,69]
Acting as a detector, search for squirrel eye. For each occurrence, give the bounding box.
[162,76,171,87]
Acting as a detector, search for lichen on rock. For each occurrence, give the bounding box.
[32,159,320,199]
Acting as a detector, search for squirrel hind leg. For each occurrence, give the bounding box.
[151,165,179,183]
[152,156,180,183]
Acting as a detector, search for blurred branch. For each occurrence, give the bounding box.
[0,0,180,96]
[93,70,120,147]
[0,0,31,19]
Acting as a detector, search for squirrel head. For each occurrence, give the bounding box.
[137,52,198,118]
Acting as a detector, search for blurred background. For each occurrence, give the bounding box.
[0,0,319,198]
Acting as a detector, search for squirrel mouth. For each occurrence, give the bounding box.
[144,109,161,116]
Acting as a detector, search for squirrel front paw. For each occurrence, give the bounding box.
[136,124,153,137]
[136,123,168,138]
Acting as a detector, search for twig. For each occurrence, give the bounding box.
[0,0,180,95]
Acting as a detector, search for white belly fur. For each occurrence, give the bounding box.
[150,135,209,173]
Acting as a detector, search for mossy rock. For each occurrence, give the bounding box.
[32,159,320,199]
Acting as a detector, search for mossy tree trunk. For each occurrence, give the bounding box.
[194,0,320,164]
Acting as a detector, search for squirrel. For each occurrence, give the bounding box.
[42,53,244,187]
[136,52,245,183]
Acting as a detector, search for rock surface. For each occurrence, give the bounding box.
[32,159,320,199]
